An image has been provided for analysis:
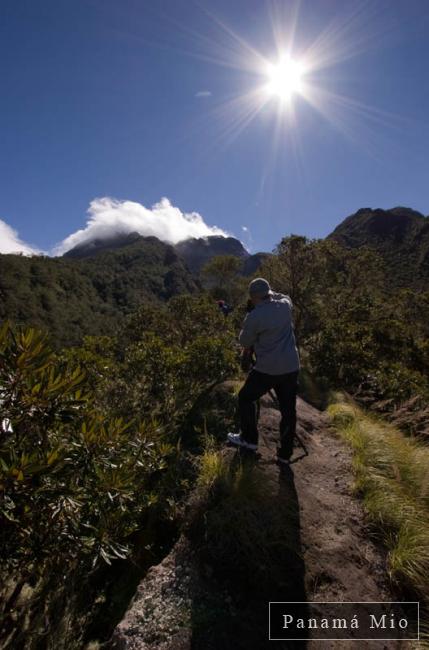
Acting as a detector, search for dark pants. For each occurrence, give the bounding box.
[238,369,298,457]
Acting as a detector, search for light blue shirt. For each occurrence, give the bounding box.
[239,292,300,375]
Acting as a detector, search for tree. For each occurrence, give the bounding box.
[201,255,246,306]
[260,236,324,343]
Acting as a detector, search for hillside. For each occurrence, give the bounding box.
[63,231,147,259]
[2,206,428,347]
[172,235,267,276]
[110,396,408,650]
[174,236,248,273]
[64,232,267,276]
[0,236,198,346]
[62,207,428,288]
[0,233,267,346]
[329,206,429,288]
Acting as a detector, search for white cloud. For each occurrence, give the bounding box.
[0,219,40,255]
[195,90,212,98]
[54,197,229,256]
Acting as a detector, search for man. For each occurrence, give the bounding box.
[227,278,300,465]
[217,299,233,317]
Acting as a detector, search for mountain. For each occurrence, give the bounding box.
[6,204,428,348]
[0,231,268,346]
[328,206,429,287]
[175,236,249,273]
[242,252,270,276]
[173,235,268,276]
[66,232,267,276]
[0,236,198,346]
[63,231,145,258]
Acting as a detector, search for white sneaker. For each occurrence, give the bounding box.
[227,432,258,451]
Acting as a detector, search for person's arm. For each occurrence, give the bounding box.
[271,292,293,308]
[240,347,254,373]
[239,312,259,348]
[272,292,293,309]
[271,291,285,299]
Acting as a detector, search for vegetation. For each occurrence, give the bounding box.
[0,237,198,347]
[2,220,428,415]
[261,236,429,428]
[329,396,429,637]
[329,206,429,289]
[201,254,247,306]
[0,296,238,649]
[2,221,429,647]
[0,322,174,648]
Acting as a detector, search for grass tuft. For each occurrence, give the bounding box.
[329,396,429,610]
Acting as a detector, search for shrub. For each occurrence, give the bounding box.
[0,322,171,648]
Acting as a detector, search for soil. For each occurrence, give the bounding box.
[108,396,410,650]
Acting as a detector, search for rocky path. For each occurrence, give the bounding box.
[109,397,407,650]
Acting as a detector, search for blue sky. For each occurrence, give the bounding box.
[1,0,428,255]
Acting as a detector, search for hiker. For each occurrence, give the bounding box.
[227,278,300,464]
[217,299,233,317]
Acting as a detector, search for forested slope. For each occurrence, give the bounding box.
[329,206,429,288]
[0,237,198,346]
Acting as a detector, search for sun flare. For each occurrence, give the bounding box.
[265,56,305,101]
[190,3,388,156]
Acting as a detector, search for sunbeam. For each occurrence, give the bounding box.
[139,0,410,196]
[175,0,402,164]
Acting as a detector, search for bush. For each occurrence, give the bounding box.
[0,322,171,648]
[0,296,239,648]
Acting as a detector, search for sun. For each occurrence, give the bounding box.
[265,56,305,101]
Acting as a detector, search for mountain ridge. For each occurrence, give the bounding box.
[62,205,429,288]
[63,231,268,276]
[328,206,429,287]
[1,205,428,346]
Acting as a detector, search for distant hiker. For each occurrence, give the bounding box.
[227,278,300,465]
[217,299,233,317]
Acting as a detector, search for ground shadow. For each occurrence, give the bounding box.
[189,453,309,650]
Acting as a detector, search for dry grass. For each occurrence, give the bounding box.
[329,395,429,645]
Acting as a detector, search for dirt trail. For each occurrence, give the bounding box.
[110,397,407,650]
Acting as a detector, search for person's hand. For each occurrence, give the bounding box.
[245,299,254,313]
[240,347,254,373]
